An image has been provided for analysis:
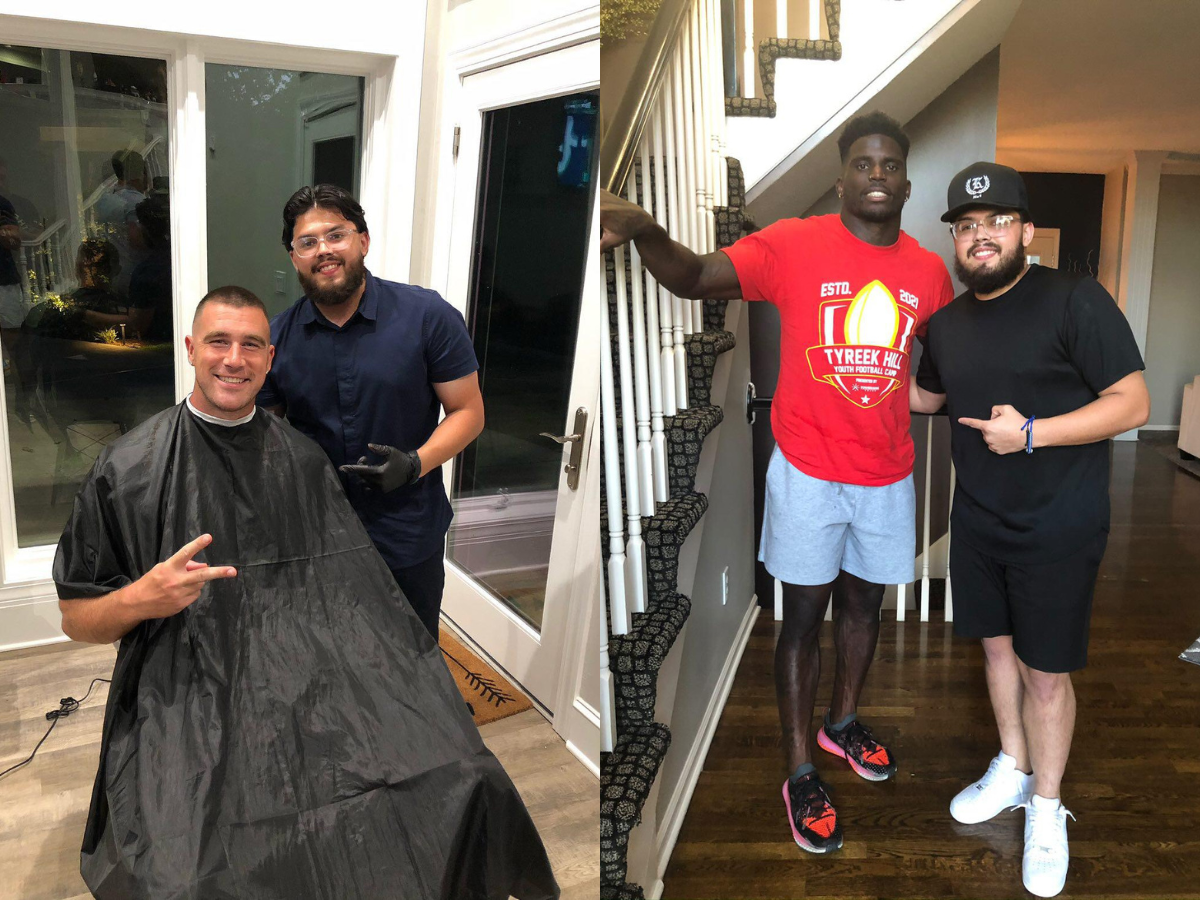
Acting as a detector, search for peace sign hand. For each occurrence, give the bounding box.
[133,533,237,619]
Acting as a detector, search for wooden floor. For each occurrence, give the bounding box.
[663,441,1200,899]
[0,644,598,900]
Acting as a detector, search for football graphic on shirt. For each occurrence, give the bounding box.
[806,279,919,409]
[844,281,900,348]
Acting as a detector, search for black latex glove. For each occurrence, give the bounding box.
[339,443,422,493]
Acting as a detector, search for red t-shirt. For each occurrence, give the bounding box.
[723,214,953,486]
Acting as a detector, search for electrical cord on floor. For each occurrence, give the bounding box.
[0,677,111,781]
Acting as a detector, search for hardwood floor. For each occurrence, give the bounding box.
[663,441,1200,899]
[0,645,598,900]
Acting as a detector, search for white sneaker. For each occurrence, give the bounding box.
[949,752,1033,824]
[1022,794,1075,897]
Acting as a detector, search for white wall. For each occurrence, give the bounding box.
[1144,175,1200,428]
[1098,165,1127,301]
[655,305,757,814]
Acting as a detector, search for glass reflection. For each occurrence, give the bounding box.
[0,47,174,546]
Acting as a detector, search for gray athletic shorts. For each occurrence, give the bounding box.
[759,446,916,587]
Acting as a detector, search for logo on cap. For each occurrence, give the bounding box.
[966,175,990,199]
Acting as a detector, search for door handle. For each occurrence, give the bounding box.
[540,407,588,490]
[539,432,582,445]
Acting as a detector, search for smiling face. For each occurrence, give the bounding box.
[288,206,370,308]
[185,302,274,419]
[837,134,911,225]
[951,207,1035,296]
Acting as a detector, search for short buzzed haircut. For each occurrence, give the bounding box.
[193,285,269,325]
[837,111,910,162]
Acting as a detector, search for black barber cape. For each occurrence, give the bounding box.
[53,403,559,900]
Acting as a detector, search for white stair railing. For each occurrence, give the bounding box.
[600,0,730,752]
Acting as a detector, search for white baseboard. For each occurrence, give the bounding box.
[566,737,600,778]
[653,596,760,883]
[0,592,66,653]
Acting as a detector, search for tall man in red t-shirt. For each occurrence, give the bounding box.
[601,112,953,853]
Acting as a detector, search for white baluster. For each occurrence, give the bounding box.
[945,463,955,622]
[920,415,933,623]
[742,0,756,100]
[601,626,616,753]
[601,260,630,637]
[650,103,678,416]
[678,22,698,338]
[668,55,692,403]
[688,3,708,333]
[710,0,728,208]
[626,175,657,517]
[697,0,715,230]
[639,132,670,505]
[613,244,648,614]
[896,582,906,621]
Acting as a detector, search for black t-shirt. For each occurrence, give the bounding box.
[916,265,1144,563]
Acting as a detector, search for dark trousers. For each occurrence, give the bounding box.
[390,551,446,640]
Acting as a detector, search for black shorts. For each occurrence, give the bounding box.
[950,531,1108,674]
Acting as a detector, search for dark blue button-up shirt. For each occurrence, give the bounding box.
[258,271,478,569]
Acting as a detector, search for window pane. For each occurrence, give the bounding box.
[445,92,597,631]
[0,47,174,547]
[204,65,364,317]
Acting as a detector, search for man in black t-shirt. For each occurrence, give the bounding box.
[911,163,1148,899]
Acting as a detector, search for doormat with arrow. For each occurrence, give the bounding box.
[439,628,533,726]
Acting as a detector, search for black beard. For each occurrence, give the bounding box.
[298,255,366,307]
[955,242,1026,295]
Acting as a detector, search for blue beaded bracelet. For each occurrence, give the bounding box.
[1021,415,1036,454]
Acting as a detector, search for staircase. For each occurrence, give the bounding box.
[600,156,746,899]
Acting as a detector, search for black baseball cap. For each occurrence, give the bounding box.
[941,161,1030,223]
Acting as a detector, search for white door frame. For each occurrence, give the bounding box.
[432,8,600,772]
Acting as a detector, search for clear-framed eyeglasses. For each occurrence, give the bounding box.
[290,228,359,257]
[950,213,1020,241]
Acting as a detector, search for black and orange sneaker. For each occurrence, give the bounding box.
[781,771,843,854]
[817,716,897,782]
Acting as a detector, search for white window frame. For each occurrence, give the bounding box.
[0,13,422,606]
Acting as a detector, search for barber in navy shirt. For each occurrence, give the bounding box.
[259,185,484,639]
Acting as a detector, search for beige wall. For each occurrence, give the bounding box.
[1098,165,1127,302]
[1144,174,1200,427]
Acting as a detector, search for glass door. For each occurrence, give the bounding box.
[441,40,599,713]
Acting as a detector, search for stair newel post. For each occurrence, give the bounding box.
[613,244,648,614]
[625,176,657,519]
[945,463,955,622]
[668,55,693,401]
[639,131,670,505]
[651,102,678,415]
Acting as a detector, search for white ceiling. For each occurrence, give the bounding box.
[998,0,1200,173]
